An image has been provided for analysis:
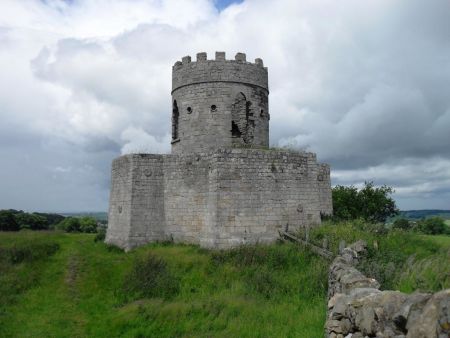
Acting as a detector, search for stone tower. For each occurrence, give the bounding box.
[171,52,269,154]
[106,52,332,251]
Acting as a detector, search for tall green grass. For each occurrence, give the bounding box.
[0,231,60,318]
[1,224,448,337]
[303,220,450,292]
[0,232,328,338]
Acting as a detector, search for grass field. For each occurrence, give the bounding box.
[0,231,329,338]
[1,225,449,338]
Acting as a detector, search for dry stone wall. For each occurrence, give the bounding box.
[326,241,450,338]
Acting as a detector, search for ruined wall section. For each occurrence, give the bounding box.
[106,156,134,249]
[208,149,329,248]
[318,163,333,216]
[128,154,166,248]
[171,52,269,154]
[163,153,215,245]
[106,154,166,251]
[106,149,332,250]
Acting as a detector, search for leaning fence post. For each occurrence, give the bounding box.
[339,240,346,254]
[323,238,328,250]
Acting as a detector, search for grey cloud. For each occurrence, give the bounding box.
[1,0,450,211]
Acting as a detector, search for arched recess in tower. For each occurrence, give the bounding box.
[172,100,179,140]
[231,92,254,146]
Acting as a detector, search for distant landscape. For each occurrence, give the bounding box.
[398,209,450,220]
[61,212,108,222]
[64,210,450,223]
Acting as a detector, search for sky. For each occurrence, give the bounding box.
[0,0,449,212]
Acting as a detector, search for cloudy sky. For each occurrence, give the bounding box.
[1,0,449,212]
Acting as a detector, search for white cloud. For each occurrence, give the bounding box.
[0,0,449,211]
[121,127,170,154]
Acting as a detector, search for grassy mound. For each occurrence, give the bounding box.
[1,223,448,337]
[0,232,328,338]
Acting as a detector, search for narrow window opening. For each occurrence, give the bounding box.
[172,100,179,140]
[187,107,192,114]
[246,101,253,117]
[231,121,241,138]
[211,105,217,112]
[231,92,254,146]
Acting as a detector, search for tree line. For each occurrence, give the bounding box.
[331,182,449,235]
[1,181,448,236]
[0,209,101,233]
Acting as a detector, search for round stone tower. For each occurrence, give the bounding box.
[171,52,269,154]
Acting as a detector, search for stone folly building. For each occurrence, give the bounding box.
[106,52,332,251]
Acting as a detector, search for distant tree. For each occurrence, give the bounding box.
[392,218,412,230]
[331,185,361,221]
[79,217,97,233]
[15,213,48,230]
[34,213,65,227]
[0,210,20,231]
[418,217,448,235]
[332,181,399,223]
[56,217,81,232]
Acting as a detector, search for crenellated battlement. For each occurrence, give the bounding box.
[173,51,265,68]
[172,51,268,93]
[106,51,332,251]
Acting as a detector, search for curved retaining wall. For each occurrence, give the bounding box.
[326,241,450,338]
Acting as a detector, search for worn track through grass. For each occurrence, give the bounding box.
[0,232,329,337]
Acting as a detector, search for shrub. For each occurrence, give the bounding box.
[332,182,398,223]
[392,218,412,231]
[79,217,97,233]
[15,213,48,230]
[0,241,59,264]
[56,216,99,233]
[34,213,65,227]
[94,229,106,242]
[0,210,20,231]
[246,268,280,299]
[211,244,299,270]
[418,217,448,235]
[122,253,179,301]
[56,217,81,232]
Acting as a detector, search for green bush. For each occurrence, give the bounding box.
[0,210,20,231]
[211,244,299,269]
[418,217,448,235]
[246,268,279,299]
[0,242,59,264]
[15,213,48,230]
[0,210,67,232]
[332,182,398,223]
[94,229,106,242]
[56,217,80,232]
[122,253,179,301]
[56,216,98,233]
[79,217,97,233]
[392,218,412,230]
